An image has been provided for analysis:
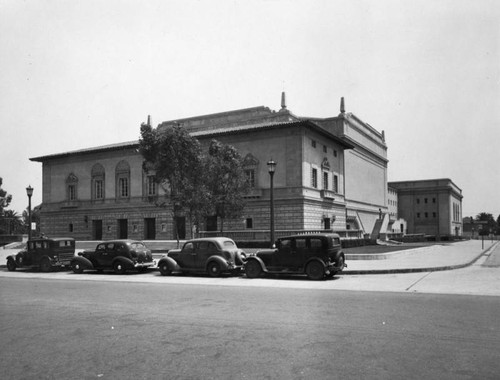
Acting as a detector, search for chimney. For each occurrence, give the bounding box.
[340,97,345,114]
[147,115,151,126]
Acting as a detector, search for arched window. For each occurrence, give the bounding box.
[66,173,78,201]
[91,163,105,200]
[115,160,130,199]
[243,153,259,188]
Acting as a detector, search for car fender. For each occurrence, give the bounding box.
[157,256,180,272]
[245,256,268,273]
[70,256,94,269]
[111,256,135,269]
[206,255,231,271]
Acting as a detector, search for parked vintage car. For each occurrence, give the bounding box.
[244,233,346,280]
[6,237,76,272]
[158,237,246,277]
[71,240,154,274]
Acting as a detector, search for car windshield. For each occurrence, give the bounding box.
[130,242,145,250]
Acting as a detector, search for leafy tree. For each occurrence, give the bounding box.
[0,177,12,214]
[139,123,207,241]
[475,212,497,236]
[204,140,249,233]
[0,210,22,234]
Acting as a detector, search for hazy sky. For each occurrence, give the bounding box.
[1,0,499,218]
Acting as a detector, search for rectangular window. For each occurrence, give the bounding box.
[95,180,103,199]
[311,140,316,148]
[245,169,255,188]
[147,175,156,196]
[68,185,76,201]
[333,175,339,193]
[119,177,129,198]
[246,218,253,229]
[323,172,328,190]
[417,213,421,218]
[323,145,327,153]
[69,223,73,232]
[311,168,318,188]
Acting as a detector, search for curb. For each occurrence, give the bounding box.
[340,241,499,275]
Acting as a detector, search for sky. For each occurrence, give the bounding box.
[1,0,499,218]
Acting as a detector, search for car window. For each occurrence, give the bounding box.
[130,242,145,250]
[223,240,236,248]
[295,239,307,249]
[183,242,194,253]
[116,244,126,253]
[106,243,115,250]
[198,241,209,252]
[334,237,341,245]
[97,243,106,251]
[310,238,323,254]
[36,242,43,249]
[42,241,49,249]
[280,239,292,253]
[207,242,218,254]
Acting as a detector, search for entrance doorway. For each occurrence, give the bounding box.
[144,218,156,240]
[92,220,103,240]
[174,217,186,239]
[118,219,128,239]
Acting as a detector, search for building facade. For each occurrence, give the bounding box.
[388,179,463,237]
[31,95,389,241]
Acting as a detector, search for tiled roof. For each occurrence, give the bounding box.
[30,119,354,162]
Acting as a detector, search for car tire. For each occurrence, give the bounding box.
[158,262,172,276]
[245,260,263,278]
[207,261,221,277]
[72,262,84,274]
[306,261,325,280]
[40,258,52,273]
[113,262,127,275]
[336,256,345,271]
[7,258,16,271]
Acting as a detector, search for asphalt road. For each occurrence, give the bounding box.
[1,275,499,380]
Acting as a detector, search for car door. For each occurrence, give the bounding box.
[274,237,294,268]
[94,243,113,267]
[178,242,196,268]
[196,241,220,269]
[291,237,308,269]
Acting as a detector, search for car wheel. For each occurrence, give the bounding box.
[306,261,325,280]
[336,256,345,271]
[72,262,84,274]
[7,258,16,271]
[207,261,221,277]
[245,260,262,278]
[113,262,127,275]
[159,262,172,276]
[40,258,52,273]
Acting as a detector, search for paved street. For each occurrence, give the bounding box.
[1,277,499,380]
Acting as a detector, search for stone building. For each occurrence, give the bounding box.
[30,94,389,241]
[388,179,463,237]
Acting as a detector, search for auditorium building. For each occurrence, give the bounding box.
[31,94,390,241]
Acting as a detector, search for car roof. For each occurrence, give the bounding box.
[186,237,235,244]
[98,239,144,244]
[30,237,75,242]
[279,233,341,239]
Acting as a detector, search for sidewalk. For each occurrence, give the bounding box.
[1,239,498,275]
[342,239,499,274]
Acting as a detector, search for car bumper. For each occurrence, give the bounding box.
[133,262,155,269]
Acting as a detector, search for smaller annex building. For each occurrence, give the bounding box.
[388,179,463,238]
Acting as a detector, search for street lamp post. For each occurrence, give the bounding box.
[26,185,33,240]
[267,159,276,248]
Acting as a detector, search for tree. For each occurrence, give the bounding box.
[475,212,497,236]
[204,140,249,233]
[0,210,22,234]
[0,177,12,214]
[139,123,207,241]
